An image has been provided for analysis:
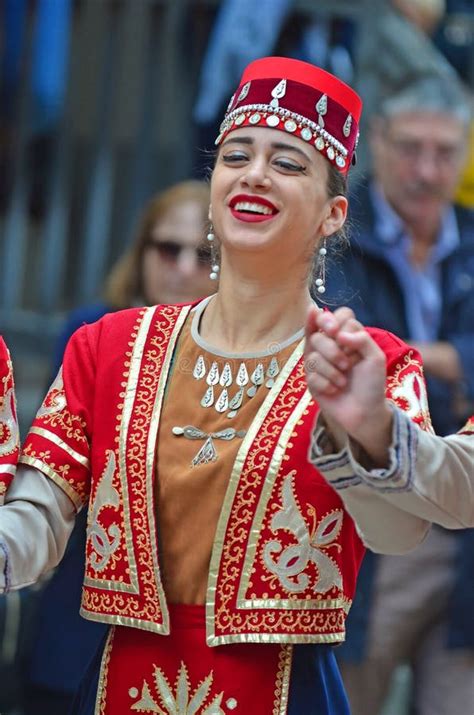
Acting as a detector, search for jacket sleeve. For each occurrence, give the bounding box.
[19,323,99,509]
[0,324,99,592]
[309,331,434,554]
[312,408,474,531]
[0,465,75,592]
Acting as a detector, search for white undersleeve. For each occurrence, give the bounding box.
[0,465,76,592]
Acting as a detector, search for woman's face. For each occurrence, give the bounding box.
[210,127,346,270]
[141,199,214,305]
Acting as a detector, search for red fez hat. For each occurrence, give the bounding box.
[216,56,362,174]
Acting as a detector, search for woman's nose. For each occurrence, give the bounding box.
[240,158,271,190]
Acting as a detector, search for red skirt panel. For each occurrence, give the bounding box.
[96,604,292,714]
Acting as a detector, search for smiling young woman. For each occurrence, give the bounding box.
[0,57,434,715]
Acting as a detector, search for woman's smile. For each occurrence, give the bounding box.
[229,193,279,223]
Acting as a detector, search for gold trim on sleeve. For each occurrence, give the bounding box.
[28,426,90,467]
[18,454,83,510]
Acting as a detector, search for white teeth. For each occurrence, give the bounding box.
[234,201,273,215]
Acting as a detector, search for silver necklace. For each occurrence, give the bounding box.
[193,355,280,419]
[172,425,246,467]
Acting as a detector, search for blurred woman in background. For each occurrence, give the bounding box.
[52,179,213,373]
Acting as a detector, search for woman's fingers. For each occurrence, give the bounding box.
[337,328,385,362]
[305,333,362,395]
[316,307,356,336]
[306,372,340,397]
[306,330,352,372]
[305,308,378,396]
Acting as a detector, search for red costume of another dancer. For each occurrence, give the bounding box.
[0,337,19,505]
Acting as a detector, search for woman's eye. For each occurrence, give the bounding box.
[274,159,306,173]
[222,152,248,163]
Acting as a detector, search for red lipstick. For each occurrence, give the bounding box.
[229,194,278,223]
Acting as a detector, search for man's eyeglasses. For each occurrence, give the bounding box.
[386,137,463,168]
[144,239,211,266]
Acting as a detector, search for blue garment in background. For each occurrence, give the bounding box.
[1,0,72,133]
[194,0,292,125]
[370,182,460,342]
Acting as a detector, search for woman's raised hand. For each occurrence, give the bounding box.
[304,306,392,449]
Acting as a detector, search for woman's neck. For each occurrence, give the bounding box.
[199,269,313,354]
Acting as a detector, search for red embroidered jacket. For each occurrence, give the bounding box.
[20,305,431,644]
[0,336,19,504]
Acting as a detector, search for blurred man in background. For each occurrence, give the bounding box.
[325,73,474,715]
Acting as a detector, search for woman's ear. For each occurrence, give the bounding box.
[208,205,213,222]
[321,195,348,237]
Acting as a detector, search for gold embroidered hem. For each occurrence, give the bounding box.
[94,605,292,715]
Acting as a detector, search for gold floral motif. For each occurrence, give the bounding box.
[386,353,433,432]
[129,662,228,714]
[263,474,343,594]
[88,451,122,572]
[36,369,67,417]
[80,588,163,630]
[36,369,88,443]
[0,387,19,457]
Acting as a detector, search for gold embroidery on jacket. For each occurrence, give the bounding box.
[206,345,351,645]
[36,369,67,416]
[82,305,190,632]
[20,449,85,509]
[263,473,343,594]
[88,450,122,572]
[36,368,88,443]
[28,426,89,467]
[386,352,433,432]
[0,388,19,457]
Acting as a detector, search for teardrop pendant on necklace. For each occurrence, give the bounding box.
[228,387,244,410]
[215,388,229,413]
[265,357,280,388]
[201,385,214,408]
[206,361,220,386]
[219,362,233,387]
[193,355,206,380]
[236,362,249,387]
[227,387,244,419]
[247,363,264,397]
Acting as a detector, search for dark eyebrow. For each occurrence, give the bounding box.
[221,136,311,163]
[271,141,310,162]
[221,136,253,146]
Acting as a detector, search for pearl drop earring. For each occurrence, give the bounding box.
[207,227,220,281]
[315,240,327,294]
